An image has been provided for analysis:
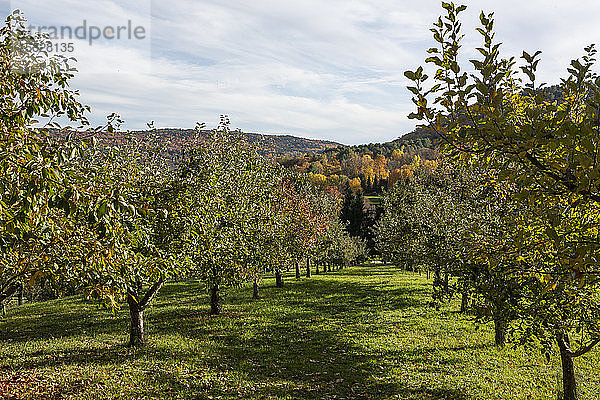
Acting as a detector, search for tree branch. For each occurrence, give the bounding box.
[138,279,166,310]
[524,152,600,203]
[573,338,600,357]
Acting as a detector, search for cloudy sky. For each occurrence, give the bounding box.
[4,1,600,144]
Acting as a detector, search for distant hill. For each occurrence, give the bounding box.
[91,128,340,158]
[323,126,440,159]
[54,126,442,161]
[240,131,340,156]
[51,128,340,158]
[274,126,441,195]
[393,126,441,146]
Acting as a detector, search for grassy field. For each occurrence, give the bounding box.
[1,264,599,399]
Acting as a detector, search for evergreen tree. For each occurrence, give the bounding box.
[340,183,364,238]
[340,183,378,254]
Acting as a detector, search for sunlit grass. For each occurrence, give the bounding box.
[1,264,598,399]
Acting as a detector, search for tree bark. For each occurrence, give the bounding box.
[295,261,301,280]
[127,294,145,347]
[275,269,284,288]
[460,292,470,313]
[17,285,23,306]
[253,280,260,299]
[493,317,507,347]
[443,271,450,297]
[210,283,221,315]
[306,258,311,278]
[433,269,442,294]
[126,279,165,347]
[0,284,19,314]
[557,334,579,400]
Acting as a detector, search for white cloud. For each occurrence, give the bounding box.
[5,1,600,144]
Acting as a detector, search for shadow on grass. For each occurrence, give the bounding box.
[145,271,469,399]
[0,345,133,370]
[0,297,128,343]
[0,266,473,399]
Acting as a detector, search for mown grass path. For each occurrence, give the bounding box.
[1,264,599,399]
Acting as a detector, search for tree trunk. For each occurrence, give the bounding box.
[275,269,284,287]
[253,280,260,299]
[17,285,23,306]
[315,263,320,275]
[210,283,221,315]
[0,284,20,314]
[433,268,441,288]
[306,258,311,278]
[493,317,507,347]
[295,261,301,280]
[460,292,470,313]
[557,334,579,400]
[127,294,145,347]
[443,271,450,297]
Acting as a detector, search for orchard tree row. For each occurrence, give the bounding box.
[0,11,366,347]
[375,3,600,399]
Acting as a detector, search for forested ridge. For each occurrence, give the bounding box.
[2,3,600,400]
[49,123,441,197]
